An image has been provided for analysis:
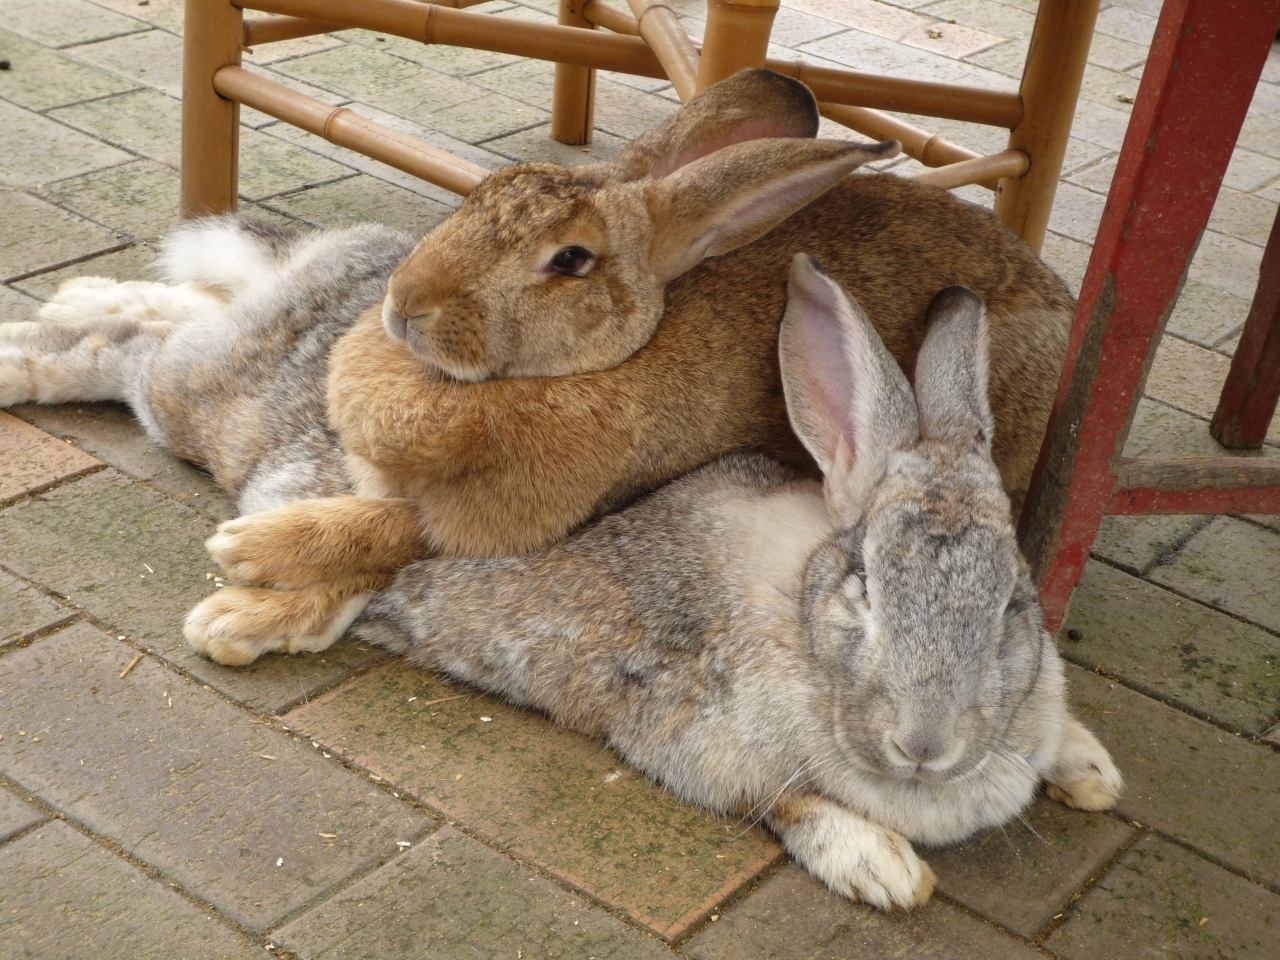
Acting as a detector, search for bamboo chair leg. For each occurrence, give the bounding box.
[551,0,597,145]
[696,0,780,92]
[180,0,243,218]
[992,0,1101,255]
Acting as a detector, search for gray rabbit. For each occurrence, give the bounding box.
[358,256,1122,910]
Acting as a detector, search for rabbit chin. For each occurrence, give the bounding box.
[834,745,1043,847]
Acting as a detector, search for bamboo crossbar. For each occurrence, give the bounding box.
[242,14,343,45]
[212,65,487,195]
[911,149,1028,190]
[584,0,637,34]
[240,0,1022,126]
[627,0,699,101]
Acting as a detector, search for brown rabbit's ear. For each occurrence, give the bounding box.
[613,68,821,181]
[644,137,899,283]
[780,255,917,524]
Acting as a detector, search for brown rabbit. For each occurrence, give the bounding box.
[2,70,1073,664]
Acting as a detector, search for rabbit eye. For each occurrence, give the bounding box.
[549,246,595,277]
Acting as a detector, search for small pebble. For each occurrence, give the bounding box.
[1066,629,1083,641]
[0,58,11,71]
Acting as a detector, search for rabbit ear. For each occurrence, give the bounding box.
[613,69,822,181]
[780,255,918,524]
[913,286,996,449]
[644,137,898,283]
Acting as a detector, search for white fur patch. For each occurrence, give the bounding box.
[714,485,832,612]
[40,278,225,326]
[285,592,373,654]
[160,224,280,296]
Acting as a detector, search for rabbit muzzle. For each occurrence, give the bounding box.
[381,292,493,382]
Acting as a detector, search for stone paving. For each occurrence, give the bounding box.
[2,0,1279,956]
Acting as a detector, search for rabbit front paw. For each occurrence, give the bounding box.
[0,343,36,406]
[1045,715,1123,812]
[185,582,375,665]
[766,793,936,911]
[206,510,326,586]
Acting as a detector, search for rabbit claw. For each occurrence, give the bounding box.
[1045,715,1123,812]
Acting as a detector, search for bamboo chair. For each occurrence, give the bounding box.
[181,0,1100,255]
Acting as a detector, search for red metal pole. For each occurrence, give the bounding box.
[1210,202,1280,449]
[1017,0,1280,632]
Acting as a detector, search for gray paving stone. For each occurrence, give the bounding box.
[0,0,149,48]
[12,241,161,299]
[48,88,182,166]
[0,786,44,841]
[1069,665,1280,889]
[242,31,344,68]
[337,26,519,76]
[1044,835,1280,960]
[1047,180,1106,244]
[1094,4,1157,47]
[685,863,1039,960]
[1166,280,1252,348]
[275,826,673,959]
[41,159,180,242]
[239,126,355,201]
[263,175,453,236]
[0,282,38,322]
[90,0,184,34]
[1063,560,1280,735]
[0,470,383,713]
[929,794,1134,938]
[1091,514,1205,575]
[0,100,133,189]
[68,27,183,99]
[0,27,137,111]
[0,188,122,282]
[1149,517,1280,635]
[485,123,629,166]
[0,820,262,959]
[1207,186,1280,248]
[1190,230,1265,301]
[427,90,548,144]
[0,623,428,930]
[10,401,237,522]
[0,568,71,648]
[1040,229,1091,295]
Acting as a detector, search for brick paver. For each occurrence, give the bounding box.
[0,410,102,503]
[0,787,44,842]
[284,662,783,940]
[276,826,673,959]
[0,622,429,930]
[684,863,1042,960]
[1045,835,1280,960]
[1070,666,1280,888]
[0,820,262,960]
[3,1,1280,956]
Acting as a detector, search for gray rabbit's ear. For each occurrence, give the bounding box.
[612,69,821,181]
[779,255,918,524]
[913,286,996,450]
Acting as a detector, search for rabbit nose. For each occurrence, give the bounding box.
[381,295,408,341]
[886,729,965,773]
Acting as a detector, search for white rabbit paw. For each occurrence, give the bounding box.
[1045,715,1123,812]
[39,277,224,326]
[770,795,936,911]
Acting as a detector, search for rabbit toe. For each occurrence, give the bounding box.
[0,346,35,406]
[206,517,306,585]
[185,591,285,666]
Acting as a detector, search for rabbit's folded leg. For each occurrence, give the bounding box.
[38,277,227,326]
[764,791,936,911]
[184,573,387,665]
[207,496,425,587]
[0,316,174,407]
[1044,714,1124,812]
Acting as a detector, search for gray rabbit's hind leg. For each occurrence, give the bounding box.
[764,790,936,911]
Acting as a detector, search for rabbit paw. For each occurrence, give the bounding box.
[206,511,319,586]
[768,793,936,911]
[1045,715,1123,812]
[185,583,374,665]
[0,343,35,406]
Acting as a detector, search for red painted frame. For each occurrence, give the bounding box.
[1017,0,1280,632]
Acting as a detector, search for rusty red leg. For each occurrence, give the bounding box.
[1017,0,1280,632]
[1210,202,1280,449]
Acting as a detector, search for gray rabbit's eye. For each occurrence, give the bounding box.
[549,246,595,278]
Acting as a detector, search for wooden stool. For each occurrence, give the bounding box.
[1018,0,1280,632]
[180,0,1101,255]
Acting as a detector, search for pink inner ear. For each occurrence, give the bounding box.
[661,118,814,176]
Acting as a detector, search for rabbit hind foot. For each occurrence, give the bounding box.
[184,576,383,666]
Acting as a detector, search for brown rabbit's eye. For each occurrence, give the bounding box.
[549,246,595,278]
